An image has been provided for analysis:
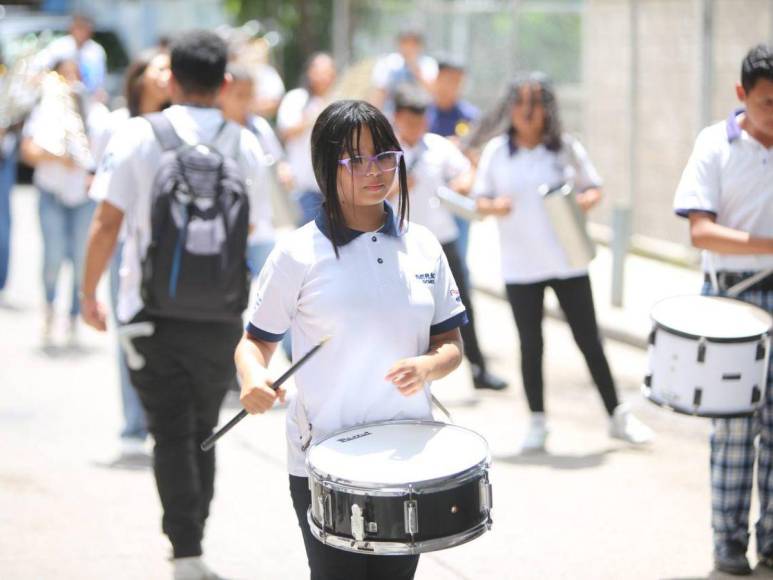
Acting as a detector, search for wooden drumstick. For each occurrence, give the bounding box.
[201,335,331,452]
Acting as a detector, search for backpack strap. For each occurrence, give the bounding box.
[145,112,184,152]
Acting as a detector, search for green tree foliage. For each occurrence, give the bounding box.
[225,0,334,90]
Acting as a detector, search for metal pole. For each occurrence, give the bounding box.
[700,0,714,129]
[611,0,637,308]
[332,0,352,70]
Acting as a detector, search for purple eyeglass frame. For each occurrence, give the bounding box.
[338,151,403,175]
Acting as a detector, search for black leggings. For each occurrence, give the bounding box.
[290,476,420,580]
[505,275,619,416]
[442,242,486,371]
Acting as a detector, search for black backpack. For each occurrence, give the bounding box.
[140,113,251,323]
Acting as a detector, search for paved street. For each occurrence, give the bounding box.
[1,186,770,579]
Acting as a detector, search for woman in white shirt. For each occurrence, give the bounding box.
[21,58,98,346]
[90,48,171,456]
[470,73,653,451]
[235,100,466,580]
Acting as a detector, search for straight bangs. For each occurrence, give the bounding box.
[311,100,410,257]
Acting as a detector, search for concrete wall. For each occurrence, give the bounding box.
[583,0,773,251]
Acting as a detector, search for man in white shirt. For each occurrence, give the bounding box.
[674,44,773,576]
[370,27,438,115]
[41,13,107,97]
[392,86,506,391]
[81,31,268,580]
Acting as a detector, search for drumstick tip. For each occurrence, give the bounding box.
[319,335,333,345]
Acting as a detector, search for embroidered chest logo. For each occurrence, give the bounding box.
[415,272,436,285]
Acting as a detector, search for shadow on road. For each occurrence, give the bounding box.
[662,562,773,579]
[493,448,616,470]
[93,452,153,472]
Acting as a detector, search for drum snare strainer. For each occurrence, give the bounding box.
[643,295,772,418]
[305,420,492,555]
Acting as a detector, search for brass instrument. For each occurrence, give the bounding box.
[34,71,94,170]
[0,37,46,131]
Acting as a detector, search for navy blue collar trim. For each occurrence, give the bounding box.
[507,130,518,156]
[314,202,400,245]
[727,108,744,143]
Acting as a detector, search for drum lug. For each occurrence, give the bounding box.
[758,339,768,361]
[479,477,493,512]
[351,504,365,542]
[315,485,332,531]
[648,328,657,346]
[697,338,707,363]
[752,385,762,404]
[403,500,419,535]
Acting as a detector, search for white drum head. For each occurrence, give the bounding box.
[307,421,489,487]
[651,296,772,340]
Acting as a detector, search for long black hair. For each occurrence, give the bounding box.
[311,100,410,257]
[463,72,563,153]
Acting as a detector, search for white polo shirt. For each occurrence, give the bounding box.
[674,110,773,273]
[89,105,271,322]
[402,133,470,245]
[276,88,324,193]
[247,203,468,476]
[472,134,602,284]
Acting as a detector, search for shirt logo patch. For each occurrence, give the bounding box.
[415,272,436,285]
[451,288,462,303]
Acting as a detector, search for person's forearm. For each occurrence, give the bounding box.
[20,139,66,168]
[81,215,120,297]
[691,219,773,255]
[235,336,274,385]
[420,337,463,382]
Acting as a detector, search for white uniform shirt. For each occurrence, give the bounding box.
[90,105,271,322]
[39,35,107,94]
[23,99,103,207]
[402,133,470,245]
[371,53,438,94]
[248,115,284,164]
[247,203,468,476]
[277,88,324,193]
[472,134,602,284]
[674,110,773,273]
[90,107,130,167]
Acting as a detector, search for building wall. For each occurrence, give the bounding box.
[584,0,773,251]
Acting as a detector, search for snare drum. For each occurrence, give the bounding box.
[306,420,492,555]
[643,295,772,417]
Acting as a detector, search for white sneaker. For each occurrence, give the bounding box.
[521,413,548,453]
[609,404,654,445]
[119,437,149,458]
[42,306,55,347]
[67,316,79,347]
[173,556,223,580]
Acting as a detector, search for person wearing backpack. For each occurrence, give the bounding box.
[81,31,270,580]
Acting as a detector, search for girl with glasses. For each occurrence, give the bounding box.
[234,100,467,580]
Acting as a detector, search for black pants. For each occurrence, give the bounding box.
[505,275,619,416]
[289,476,420,580]
[127,312,242,558]
[441,242,486,371]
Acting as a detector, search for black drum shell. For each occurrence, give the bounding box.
[309,474,490,543]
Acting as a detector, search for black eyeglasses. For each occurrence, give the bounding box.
[338,151,403,176]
